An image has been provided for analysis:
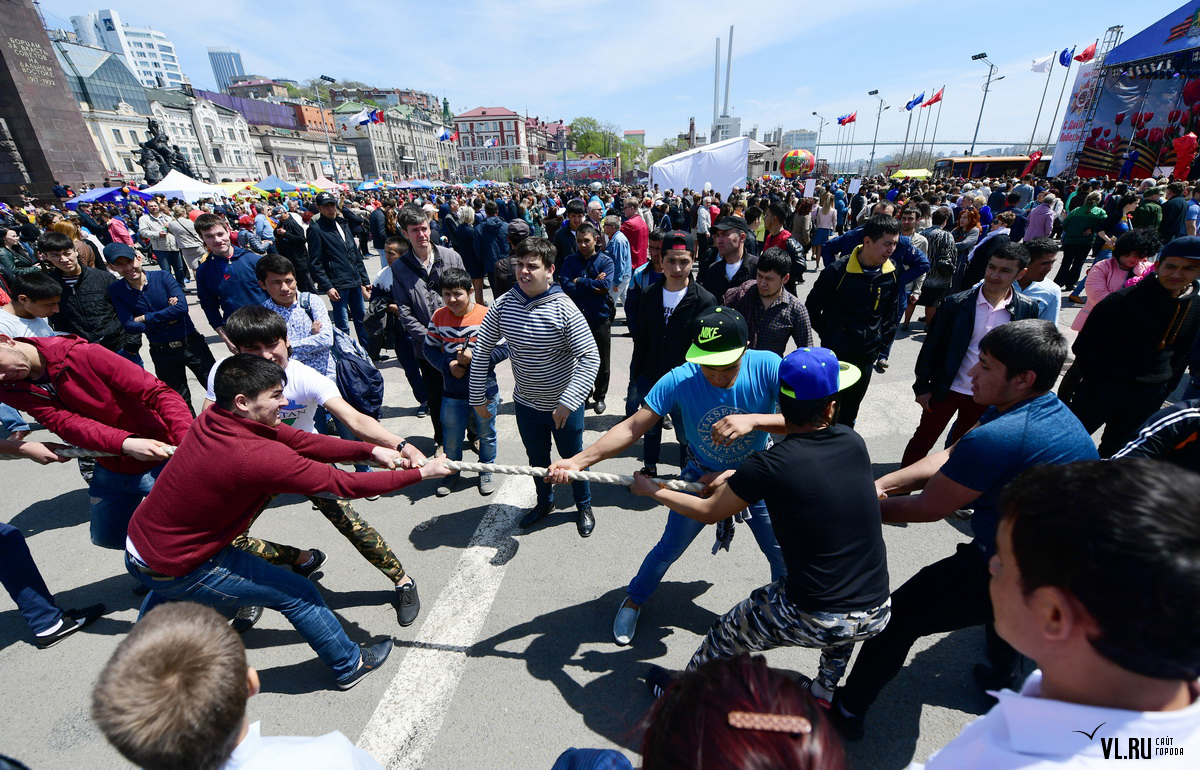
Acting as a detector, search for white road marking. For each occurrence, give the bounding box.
[356,476,536,769]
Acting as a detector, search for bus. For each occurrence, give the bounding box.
[933,155,1049,179]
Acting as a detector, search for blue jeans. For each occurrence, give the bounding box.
[627,459,787,606]
[0,403,30,436]
[1071,250,1111,297]
[153,249,188,285]
[0,522,62,634]
[128,546,361,678]
[330,287,368,348]
[443,395,497,463]
[393,337,428,405]
[514,401,590,509]
[89,462,163,550]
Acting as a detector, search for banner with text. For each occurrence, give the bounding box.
[543,157,616,180]
[1047,62,1099,177]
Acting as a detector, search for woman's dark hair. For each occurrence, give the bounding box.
[213,354,287,411]
[224,305,287,349]
[254,254,295,283]
[1001,459,1200,680]
[1113,228,1162,260]
[438,267,473,294]
[640,655,845,770]
[978,318,1067,393]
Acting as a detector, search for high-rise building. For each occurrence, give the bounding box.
[781,129,818,152]
[207,46,244,93]
[70,9,186,89]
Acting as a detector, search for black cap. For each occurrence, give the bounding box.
[508,219,531,238]
[685,307,749,366]
[712,215,751,234]
[315,192,338,206]
[662,230,694,252]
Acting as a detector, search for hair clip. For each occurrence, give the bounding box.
[727,711,813,735]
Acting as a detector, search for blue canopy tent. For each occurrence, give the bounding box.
[64,186,152,210]
[253,175,299,193]
[356,180,382,191]
[411,179,434,189]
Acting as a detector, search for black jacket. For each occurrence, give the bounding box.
[369,207,388,248]
[701,250,758,299]
[274,214,308,263]
[805,249,900,362]
[341,205,367,236]
[1073,276,1200,388]
[307,216,369,291]
[631,279,717,385]
[914,286,1042,399]
[50,266,136,352]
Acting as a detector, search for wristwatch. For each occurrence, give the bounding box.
[395,440,408,453]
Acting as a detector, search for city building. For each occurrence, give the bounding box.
[453,106,530,180]
[50,38,153,183]
[207,46,244,93]
[328,87,439,112]
[70,9,187,89]
[781,128,817,152]
[250,125,359,183]
[525,118,571,173]
[290,104,337,135]
[336,100,457,181]
[145,88,258,182]
[710,115,742,144]
[227,78,288,100]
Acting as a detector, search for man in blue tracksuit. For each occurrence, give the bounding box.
[193,213,268,353]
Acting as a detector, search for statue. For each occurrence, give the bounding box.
[134,119,197,184]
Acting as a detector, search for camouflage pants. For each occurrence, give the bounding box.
[687,579,891,692]
[231,495,405,584]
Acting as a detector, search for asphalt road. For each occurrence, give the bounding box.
[0,257,1096,769]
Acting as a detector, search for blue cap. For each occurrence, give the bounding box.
[103,243,138,262]
[1161,236,1200,261]
[779,347,861,401]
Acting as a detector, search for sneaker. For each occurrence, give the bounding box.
[293,549,328,580]
[794,672,832,710]
[394,580,420,627]
[645,664,676,699]
[520,500,553,529]
[828,694,865,741]
[336,639,394,690]
[35,604,105,649]
[436,474,461,497]
[479,472,495,496]
[613,599,640,645]
[952,508,975,521]
[416,403,429,417]
[230,605,264,634]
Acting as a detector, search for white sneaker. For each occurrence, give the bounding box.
[613,599,640,646]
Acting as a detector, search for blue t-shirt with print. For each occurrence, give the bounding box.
[940,392,1097,555]
[644,349,781,471]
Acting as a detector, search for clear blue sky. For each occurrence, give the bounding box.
[42,0,1174,156]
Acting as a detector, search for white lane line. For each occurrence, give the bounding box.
[356,476,536,769]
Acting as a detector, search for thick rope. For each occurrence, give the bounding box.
[0,444,703,492]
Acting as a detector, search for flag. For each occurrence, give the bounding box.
[922,87,944,107]
[836,113,849,126]
[1059,47,1075,67]
[1074,42,1096,63]
[350,108,371,126]
[905,93,925,111]
[450,130,458,142]
[372,109,385,123]
[1031,54,1053,73]
[845,112,857,124]
[437,129,451,141]
[484,137,497,148]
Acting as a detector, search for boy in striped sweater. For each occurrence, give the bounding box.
[423,267,509,497]
[469,237,601,537]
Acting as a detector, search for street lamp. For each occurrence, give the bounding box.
[867,90,889,176]
[812,111,827,168]
[315,74,339,184]
[969,54,998,157]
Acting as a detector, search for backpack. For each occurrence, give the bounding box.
[299,293,385,419]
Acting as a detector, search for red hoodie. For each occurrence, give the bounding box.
[0,335,192,474]
[128,405,421,576]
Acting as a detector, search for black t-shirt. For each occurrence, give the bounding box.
[727,425,890,613]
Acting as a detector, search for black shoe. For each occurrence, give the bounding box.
[230,605,264,634]
[645,664,676,698]
[873,358,889,374]
[828,694,865,741]
[293,549,328,580]
[336,639,394,690]
[593,399,606,415]
[520,501,553,529]
[416,402,429,417]
[35,604,105,649]
[638,466,658,479]
[576,506,595,538]
[394,579,420,627]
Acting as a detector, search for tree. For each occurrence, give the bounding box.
[649,138,688,165]
[569,117,605,156]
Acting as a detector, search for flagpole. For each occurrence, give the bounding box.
[1043,56,1073,154]
[901,96,914,166]
[912,103,925,169]
[850,120,857,174]
[929,92,945,163]
[920,89,938,165]
[1028,53,1056,154]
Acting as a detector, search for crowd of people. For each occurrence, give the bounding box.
[1,169,1199,769]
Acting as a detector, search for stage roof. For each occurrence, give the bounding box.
[1105,1,1200,68]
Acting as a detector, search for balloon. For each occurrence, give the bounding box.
[121,186,130,194]
[780,149,816,179]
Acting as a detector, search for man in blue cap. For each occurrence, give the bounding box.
[633,347,891,705]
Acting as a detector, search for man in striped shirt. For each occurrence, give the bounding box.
[468,237,601,537]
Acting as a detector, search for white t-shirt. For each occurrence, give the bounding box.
[0,309,56,338]
[662,286,686,324]
[724,260,743,281]
[372,265,393,292]
[206,357,339,434]
[222,722,383,770]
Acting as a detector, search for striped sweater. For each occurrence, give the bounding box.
[423,303,509,399]
[469,284,598,412]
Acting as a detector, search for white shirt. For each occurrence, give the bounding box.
[724,260,743,282]
[914,671,1200,769]
[0,308,56,337]
[372,265,394,292]
[950,285,1013,396]
[222,722,383,770]
[206,358,339,434]
[662,286,686,324]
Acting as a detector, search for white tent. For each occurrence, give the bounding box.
[309,176,339,191]
[649,136,751,197]
[142,170,226,202]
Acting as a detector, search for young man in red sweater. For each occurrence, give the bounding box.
[126,354,450,690]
